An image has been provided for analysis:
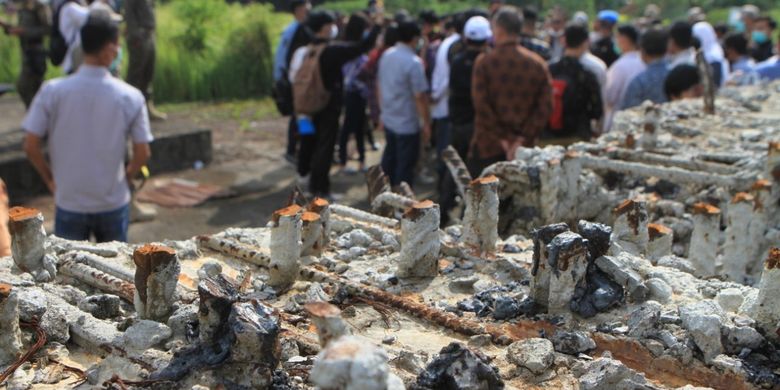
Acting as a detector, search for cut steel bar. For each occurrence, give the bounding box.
[59,259,135,302]
[580,155,753,190]
[66,251,134,282]
[603,148,739,175]
[441,145,472,196]
[696,49,716,115]
[371,191,415,212]
[196,235,270,267]
[330,204,399,228]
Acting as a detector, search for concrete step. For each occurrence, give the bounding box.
[1,128,212,201]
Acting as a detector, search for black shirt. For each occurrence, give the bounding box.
[591,36,619,67]
[546,56,603,140]
[316,25,381,106]
[448,47,482,125]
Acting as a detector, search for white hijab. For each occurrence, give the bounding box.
[693,21,729,86]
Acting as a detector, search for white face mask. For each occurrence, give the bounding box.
[330,24,339,39]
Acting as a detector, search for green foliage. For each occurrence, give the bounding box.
[150,0,280,103]
[171,0,228,52]
[0,32,17,84]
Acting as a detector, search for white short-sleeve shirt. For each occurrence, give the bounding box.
[23,65,153,213]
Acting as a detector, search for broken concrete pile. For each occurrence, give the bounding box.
[478,83,780,289]
[0,85,779,389]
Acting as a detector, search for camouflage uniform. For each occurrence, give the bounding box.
[14,0,51,109]
[124,0,155,101]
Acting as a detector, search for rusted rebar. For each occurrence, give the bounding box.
[59,259,135,302]
[196,235,271,267]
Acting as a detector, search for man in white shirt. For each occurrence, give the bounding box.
[23,10,153,242]
[604,24,646,132]
[430,16,460,177]
[667,21,696,68]
[54,0,89,74]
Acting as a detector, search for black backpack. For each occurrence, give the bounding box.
[272,73,294,116]
[547,57,603,137]
[548,65,580,133]
[49,0,77,66]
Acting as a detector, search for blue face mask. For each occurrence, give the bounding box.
[753,30,769,44]
[734,20,746,33]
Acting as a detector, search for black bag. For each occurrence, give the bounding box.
[272,74,294,117]
[49,0,76,66]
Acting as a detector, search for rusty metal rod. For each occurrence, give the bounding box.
[59,260,135,302]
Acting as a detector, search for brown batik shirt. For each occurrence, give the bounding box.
[471,41,552,159]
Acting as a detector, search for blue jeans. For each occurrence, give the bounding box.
[55,204,130,243]
[381,129,420,187]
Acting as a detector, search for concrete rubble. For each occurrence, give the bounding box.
[0,84,779,389]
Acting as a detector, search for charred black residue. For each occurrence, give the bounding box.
[527,166,541,189]
[570,267,624,318]
[412,342,504,390]
[577,221,612,261]
[531,223,569,276]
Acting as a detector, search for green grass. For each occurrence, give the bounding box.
[150,0,284,103]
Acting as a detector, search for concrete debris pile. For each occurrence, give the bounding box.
[1,87,780,389]
[480,83,780,288]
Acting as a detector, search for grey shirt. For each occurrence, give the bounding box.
[378,43,429,135]
[23,65,153,213]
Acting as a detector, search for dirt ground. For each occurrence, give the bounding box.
[0,93,437,243]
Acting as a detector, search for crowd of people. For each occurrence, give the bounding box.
[2,1,780,246]
[273,1,780,223]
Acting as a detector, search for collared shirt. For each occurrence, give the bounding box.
[378,43,429,135]
[430,33,460,119]
[22,65,153,213]
[604,51,646,131]
[273,21,299,81]
[731,56,756,74]
[755,57,780,81]
[668,48,696,69]
[58,1,88,73]
[620,58,669,110]
[471,42,552,158]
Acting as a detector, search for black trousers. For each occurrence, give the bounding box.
[298,104,342,195]
[338,91,367,165]
[126,28,156,100]
[466,149,505,179]
[381,129,420,187]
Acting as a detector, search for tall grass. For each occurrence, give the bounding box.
[152,0,283,103]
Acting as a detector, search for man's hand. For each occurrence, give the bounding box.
[23,133,55,195]
[500,136,527,161]
[7,26,22,36]
[421,122,432,147]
